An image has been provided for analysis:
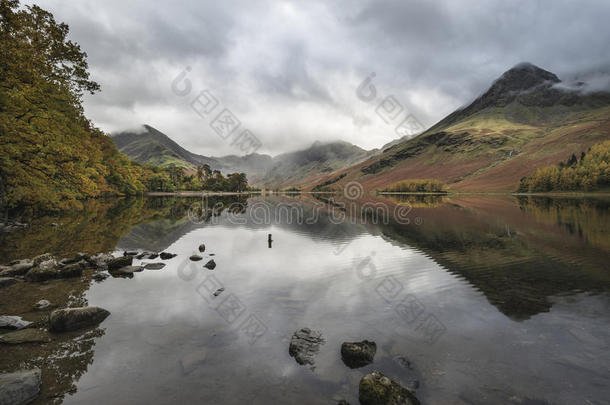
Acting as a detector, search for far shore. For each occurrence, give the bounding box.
[145,190,610,198]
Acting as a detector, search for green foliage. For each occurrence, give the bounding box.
[382,179,447,193]
[518,140,610,192]
[0,0,150,210]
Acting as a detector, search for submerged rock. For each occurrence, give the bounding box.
[0,329,51,344]
[49,307,110,333]
[359,371,420,405]
[144,263,165,270]
[92,272,110,282]
[0,260,34,277]
[107,256,132,271]
[189,255,203,261]
[204,259,216,270]
[288,328,325,366]
[0,277,17,289]
[341,340,377,368]
[159,252,177,260]
[198,244,206,252]
[33,300,52,310]
[180,350,207,376]
[0,316,32,330]
[0,368,41,405]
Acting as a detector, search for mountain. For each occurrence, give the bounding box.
[258,141,377,188]
[304,63,610,192]
[111,126,375,187]
[112,125,217,169]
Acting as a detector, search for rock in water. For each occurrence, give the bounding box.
[34,300,51,310]
[0,316,32,331]
[92,272,109,282]
[123,251,138,256]
[24,259,58,282]
[57,262,83,279]
[32,253,53,266]
[189,255,203,261]
[49,307,110,333]
[108,266,143,277]
[213,288,224,297]
[144,263,166,270]
[0,368,41,405]
[159,252,177,260]
[341,340,377,368]
[203,259,216,270]
[0,277,17,289]
[288,328,325,366]
[198,244,206,252]
[359,371,420,405]
[0,261,34,277]
[106,256,132,271]
[0,329,51,344]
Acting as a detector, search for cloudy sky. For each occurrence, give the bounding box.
[27,0,610,156]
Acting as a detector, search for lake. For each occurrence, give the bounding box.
[1,194,609,404]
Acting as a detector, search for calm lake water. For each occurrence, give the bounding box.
[1,195,609,404]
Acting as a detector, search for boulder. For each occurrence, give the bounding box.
[189,255,203,261]
[159,252,177,260]
[0,316,32,331]
[144,263,165,270]
[198,244,206,252]
[204,259,216,270]
[57,262,83,279]
[0,369,41,405]
[49,307,110,333]
[288,328,325,366]
[0,329,51,344]
[86,253,114,268]
[359,371,420,405]
[32,253,53,266]
[106,256,132,271]
[0,278,17,289]
[24,260,58,282]
[341,340,377,368]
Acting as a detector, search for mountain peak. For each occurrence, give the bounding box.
[489,62,560,95]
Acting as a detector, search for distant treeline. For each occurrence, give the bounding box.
[0,1,249,212]
[381,179,447,193]
[518,140,610,192]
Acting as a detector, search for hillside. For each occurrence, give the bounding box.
[112,126,376,188]
[304,63,610,192]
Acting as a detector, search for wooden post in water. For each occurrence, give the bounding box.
[268,233,273,248]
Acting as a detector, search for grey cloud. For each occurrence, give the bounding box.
[25,0,610,156]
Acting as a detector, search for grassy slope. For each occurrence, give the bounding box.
[298,105,610,193]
